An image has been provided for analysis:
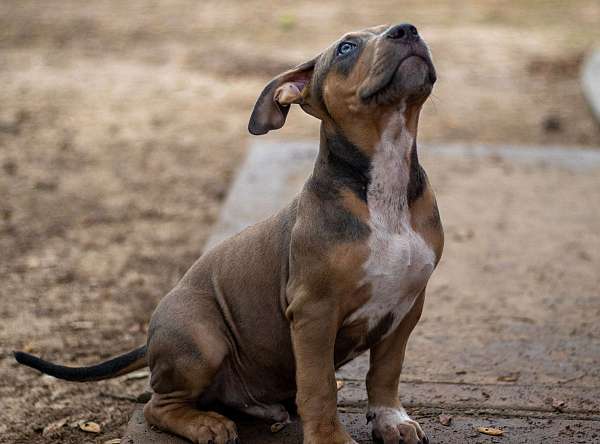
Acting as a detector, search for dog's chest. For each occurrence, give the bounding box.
[356,223,434,334]
[345,136,435,340]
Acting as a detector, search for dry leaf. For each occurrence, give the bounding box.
[42,417,68,437]
[336,380,344,391]
[270,422,287,433]
[71,320,94,330]
[438,414,452,426]
[79,420,101,434]
[124,369,150,381]
[478,427,504,436]
[497,372,520,382]
[103,440,121,444]
[452,228,474,242]
[551,398,566,411]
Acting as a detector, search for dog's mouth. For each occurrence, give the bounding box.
[359,48,436,104]
[394,53,436,85]
[400,54,436,79]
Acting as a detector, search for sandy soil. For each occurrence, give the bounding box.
[1,1,599,443]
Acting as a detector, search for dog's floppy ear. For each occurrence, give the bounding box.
[248,58,316,135]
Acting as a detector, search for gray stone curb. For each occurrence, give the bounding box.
[582,49,600,125]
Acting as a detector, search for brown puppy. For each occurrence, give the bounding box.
[15,23,443,444]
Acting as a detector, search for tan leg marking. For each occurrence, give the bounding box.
[287,291,357,444]
[366,290,428,444]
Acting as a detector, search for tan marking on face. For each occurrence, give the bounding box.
[321,36,384,155]
[312,25,434,157]
[322,65,426,159]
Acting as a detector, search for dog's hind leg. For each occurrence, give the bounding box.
[143,292,239,444]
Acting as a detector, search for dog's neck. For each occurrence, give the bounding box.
[312,125,371,201]
[311,114,424,207]
[368,112,415,227]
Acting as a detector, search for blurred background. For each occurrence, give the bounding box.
[1,1,599,443]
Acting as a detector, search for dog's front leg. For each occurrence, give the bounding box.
[366,290,429,444]
[288,296,357,444]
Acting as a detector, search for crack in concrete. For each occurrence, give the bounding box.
[338,404,600,421]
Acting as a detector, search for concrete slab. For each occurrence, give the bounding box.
[582,49,600,125]
[124,141,600,443]
[123,404,600,444]
[336,379,600,415]
[205,141,316,250]
[208,141,600,250]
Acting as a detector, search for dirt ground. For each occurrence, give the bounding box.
[1,1,600,443]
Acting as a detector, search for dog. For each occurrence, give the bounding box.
[15,23,443,444]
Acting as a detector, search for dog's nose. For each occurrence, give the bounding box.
[386,23,419,42]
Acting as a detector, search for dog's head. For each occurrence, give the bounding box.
[248,23,436,147]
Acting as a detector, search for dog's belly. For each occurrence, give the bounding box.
[344,222,435,345]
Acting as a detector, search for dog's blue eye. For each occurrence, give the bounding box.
[337,42,356,56]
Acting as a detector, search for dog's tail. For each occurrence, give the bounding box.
[13,345,147,382]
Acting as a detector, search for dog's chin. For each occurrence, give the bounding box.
[399,56,435,90]
[371,56,435,106]
[389,56,435,101]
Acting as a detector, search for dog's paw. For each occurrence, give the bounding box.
[190,412,239,444]
[367,406,427,444]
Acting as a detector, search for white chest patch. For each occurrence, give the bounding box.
[346,113,435,338]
